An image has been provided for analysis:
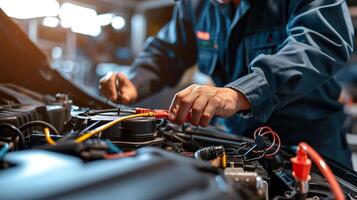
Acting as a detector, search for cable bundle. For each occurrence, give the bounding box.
[194,146,225,160]
[253,126,281,157]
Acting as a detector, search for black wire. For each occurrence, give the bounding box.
[225,144,264,165]
[0,123,26,149]
[162,132,188,144]
[226,143,248,154]
[245,150,266,162]
[172,134,189,144]
[83,108,137,116]
[18,120,60,135]
[84,108,121,116]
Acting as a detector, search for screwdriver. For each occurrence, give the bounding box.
[115,74,122,112]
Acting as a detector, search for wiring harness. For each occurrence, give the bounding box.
[0,107,348,200]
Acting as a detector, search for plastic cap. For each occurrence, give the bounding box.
[291,148,312,181]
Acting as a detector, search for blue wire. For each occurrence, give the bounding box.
[104,140,122,153]
[0,143,10,159]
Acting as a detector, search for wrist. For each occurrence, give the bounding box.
[237,90,251,111]
[225,88,251,111]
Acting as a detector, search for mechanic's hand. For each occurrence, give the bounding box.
[168,84,250,127]
[99,72,138,104]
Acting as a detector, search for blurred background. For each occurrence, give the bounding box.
[1,0,357,167]
[1,0,357,105]
[0,0,171,99]
[0,0,213,109]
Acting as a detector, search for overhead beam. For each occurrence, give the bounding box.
[99,0,136,8]
[135,0,175,11]
[68,0,175,13]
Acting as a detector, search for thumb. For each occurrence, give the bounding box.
[120,94,131,104]
[116,73,138,104]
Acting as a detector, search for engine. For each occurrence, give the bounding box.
[0,84,357,200]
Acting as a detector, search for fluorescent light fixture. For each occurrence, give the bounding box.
[59,3,97,22]
[0,0,60,19]
[59,3,101,37]
[71,23,101,37]
[42,16,59,28]
[111,15,126,30]
[60,19,71,28]
[97,13,114,26]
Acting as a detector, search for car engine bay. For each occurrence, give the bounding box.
[0,6,356,200]
[0,84,356,200]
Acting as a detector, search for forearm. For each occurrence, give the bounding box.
[226,0,353,122]
[130,1,197,100]
[129,67,165,101]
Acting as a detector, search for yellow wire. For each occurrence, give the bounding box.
[44,127,56,145]
[74,113,155,143]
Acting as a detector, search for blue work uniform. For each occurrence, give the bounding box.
[130,0,354,167]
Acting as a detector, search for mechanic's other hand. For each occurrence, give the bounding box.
[168,85,250,127]
[99,72,138,104]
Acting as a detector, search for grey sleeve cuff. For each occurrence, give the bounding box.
[225,69,278,122]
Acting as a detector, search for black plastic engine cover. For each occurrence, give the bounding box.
[0,84,70,134]
[0,104,48,127]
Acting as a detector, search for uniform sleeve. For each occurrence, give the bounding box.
[130,1,197,100]
[225,0,354,122]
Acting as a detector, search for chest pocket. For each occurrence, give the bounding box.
[197,36,219,75]
[245,27,286,67]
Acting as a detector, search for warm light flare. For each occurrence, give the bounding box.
[0,0,60,19]
[111,15,126,30]
[59,2,101,37]
[42,16,59,28]
[97,13,114,26]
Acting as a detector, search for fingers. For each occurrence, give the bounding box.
[199,98,218,127]
[168,85,196,121]
[191,96,209,126]
[175,92,200,124]
[99,72,117,102]
[99,72,138,104]
[169,85,219,126]
[116,73,138,104]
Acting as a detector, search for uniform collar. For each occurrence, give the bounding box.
[211,0,251,27]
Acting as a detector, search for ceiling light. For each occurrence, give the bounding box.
[97,13,114,26]
[42,16,59,28]
[111,16,126,30]
[60,19,71,28]
[0,0,60,19]
[59,3,101,37]
[71,23,101,37]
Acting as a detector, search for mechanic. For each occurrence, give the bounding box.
[100,0,354,167]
